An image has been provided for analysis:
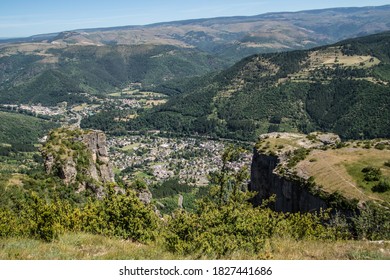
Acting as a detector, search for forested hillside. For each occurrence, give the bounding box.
[0,111,57,153]
[126,32,390,140]
[0,44,226,106]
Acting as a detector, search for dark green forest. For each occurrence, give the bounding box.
[0,111,57,153]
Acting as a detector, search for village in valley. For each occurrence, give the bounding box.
[108,134,252,186]
[0,83,168,125]
[0,83,251,189]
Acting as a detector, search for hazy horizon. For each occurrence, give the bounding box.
[1,0,390,38]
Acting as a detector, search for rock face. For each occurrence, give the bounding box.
[178,194,184,209]
[250,150,328,213]
[81,131,115,184]
[42,128,115,196]
[59,158,78,185]
[137,190,153,205]
[315,133,341,145]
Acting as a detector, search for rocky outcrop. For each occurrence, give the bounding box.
[41,128,115,196]
[43,153,78,186]
[250,151,327,212]
[81,131,115,184]
[58,158,78,185]
[137,190,153,205]
[249,132,355,214]
[178,194,184,209]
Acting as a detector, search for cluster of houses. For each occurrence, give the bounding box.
[1,103,66,116]
[107,135,251,186]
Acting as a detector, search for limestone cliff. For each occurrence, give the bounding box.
[81,130,115,185]
[249,132,356,213]
[41,128,115,196]
[250,150,328,212]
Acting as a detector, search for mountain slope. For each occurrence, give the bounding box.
[0,44,226,105]
[128,31,390,140]
[0,111,57,152]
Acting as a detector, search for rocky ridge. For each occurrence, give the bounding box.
[41,128,115,196]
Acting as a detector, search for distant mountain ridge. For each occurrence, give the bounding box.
[2,5,390,61]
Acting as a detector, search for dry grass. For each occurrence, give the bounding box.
[71,103,90,111]
[256,133,319,154]
[139,91,167,97]
[285,47,382,85]
[308,47,380,69]
[0,43,65,58]
[0,233,178,260]
[1,233,389,260]
[120,143,140,152]
[6,174,25,188]
[257,134,390,203]
[107,92,122,97]
[267,137,302,149]
[146,100,167,106]
[296,147,390,202]
[267,238,390,260]
[126,114,138,119]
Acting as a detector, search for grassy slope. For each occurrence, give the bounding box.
[1,233,389,260]
[298,145,390,203]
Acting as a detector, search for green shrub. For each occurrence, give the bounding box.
[165,198,277,257]
[0,185,157,243]
[361,166,382,181]
[335,142,348,149]
[0,208,20,237]
[374,143,386,150]
[165,196,347,257]
[372,180,390,193]
[81,186,158,242]
[352,202,390,240]
[33,202,61,242]
[363,142,371,149]
[281,211,331,240]
[306,134,317,141]
[287,148,309,168]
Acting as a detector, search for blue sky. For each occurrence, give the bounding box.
[0,0,389,38]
